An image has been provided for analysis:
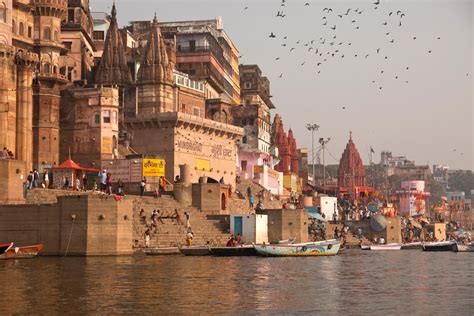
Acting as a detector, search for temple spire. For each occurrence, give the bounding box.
[136,14,174,85]
[94,2,133,87]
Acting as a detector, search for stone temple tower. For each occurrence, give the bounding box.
[32,0,69,169]
[136,14,175,116]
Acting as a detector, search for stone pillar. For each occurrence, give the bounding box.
[15,53,36,170]
[0,45,17,153]
[179,164,191,185]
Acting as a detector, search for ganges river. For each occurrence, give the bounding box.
[1,250,473,315]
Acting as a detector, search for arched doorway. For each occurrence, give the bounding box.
[221,192,227,211]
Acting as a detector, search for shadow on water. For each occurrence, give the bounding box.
[1,251,473,314]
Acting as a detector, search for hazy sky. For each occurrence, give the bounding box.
[91,0,473,170]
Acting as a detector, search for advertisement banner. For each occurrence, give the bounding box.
[142,159,165,177]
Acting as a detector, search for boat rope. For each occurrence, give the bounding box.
[64,217,76,257]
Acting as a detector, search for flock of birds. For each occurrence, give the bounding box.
[241,0,463,94]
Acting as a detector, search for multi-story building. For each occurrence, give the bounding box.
[233,64,281,193]
[60,86,119,167]
[155,17,240,105]
[433,164,449,190]
[380,151,414,167]
[61,0,94,82]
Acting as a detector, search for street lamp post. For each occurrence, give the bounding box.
[306,123,320,185]
[319,137,331,194]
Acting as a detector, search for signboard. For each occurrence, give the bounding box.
[195,158,211,172]
[142,159,165,177]
[101,137,112,154]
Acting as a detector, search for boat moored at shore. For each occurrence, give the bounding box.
[253,240,341,257]
[422,241,456,252]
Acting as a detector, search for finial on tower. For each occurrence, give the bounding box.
[153,12,158,24]
[349,130,352,140]
[111,0,117,18]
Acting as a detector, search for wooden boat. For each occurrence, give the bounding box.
[452,242,473,252]
[144,247,180,256]
[370,243,402,251]
[422,240,456,252]
[0,244,43,259]
[401,242,422,250]
[0,243,13,255]
[179,245,211,256]
[210,245,257,256]
[253,241,341,257]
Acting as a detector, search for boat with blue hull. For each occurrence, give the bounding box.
[253,240,341,257]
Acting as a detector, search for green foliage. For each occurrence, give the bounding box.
[448,170,474,198]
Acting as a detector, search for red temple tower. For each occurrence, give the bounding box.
[273,115,291,173]
[337,132,366,188]
[288,129,299,174]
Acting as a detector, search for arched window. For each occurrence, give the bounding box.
[0,3,6,23]
[94,112,100,124]
[43,27,50,40]
[19,22,24,36]
[12,20,16,34]
[43,63,50,74]
[53,30,58,41]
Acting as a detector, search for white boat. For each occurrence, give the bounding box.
[452,243,473,252]
[401,242,422,250]
[370,243,402,251]
[360,244,371,250]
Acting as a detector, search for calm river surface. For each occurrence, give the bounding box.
[1,250,473,315]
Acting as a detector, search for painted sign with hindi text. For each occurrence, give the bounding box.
[142,159,165,177]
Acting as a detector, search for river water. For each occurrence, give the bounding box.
[1,250,473,315]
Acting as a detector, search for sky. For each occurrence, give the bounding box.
[91,0,473,170]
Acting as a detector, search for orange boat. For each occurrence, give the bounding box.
[0,244,43,259]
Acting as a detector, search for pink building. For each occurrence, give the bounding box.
[396,180,430,217]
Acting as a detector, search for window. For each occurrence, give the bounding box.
[0,3,5,23]
[103,110,110,123]
[193,107,200,117]
[112,111,117,124]
[19,22,24,36]
[93,31,104,41]
[43,63,50,74]
[12,20,16,34]
[249,118,254,125]
[244,82,251,89]
[242,136,247,144]
[241,119,247,126]
[68,9,74,23]
[94,113,100,124]
[28,26,32,38]
[63,41,72,50]
[43,27,50,40]
[241,160,247,171]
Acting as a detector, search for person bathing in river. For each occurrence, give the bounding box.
[226,236,236,247]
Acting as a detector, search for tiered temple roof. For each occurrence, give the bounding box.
[94,3,133,87]
[136,14,174,85]
[337,132,366,188]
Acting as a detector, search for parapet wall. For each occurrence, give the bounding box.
[0,194,133,255]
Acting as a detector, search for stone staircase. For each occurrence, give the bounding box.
[231,179,283,212]
[131,195,231,249]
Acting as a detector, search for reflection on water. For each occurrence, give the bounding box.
[1,251,473,314]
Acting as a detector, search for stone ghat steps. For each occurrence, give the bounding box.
[131,196,231,248]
